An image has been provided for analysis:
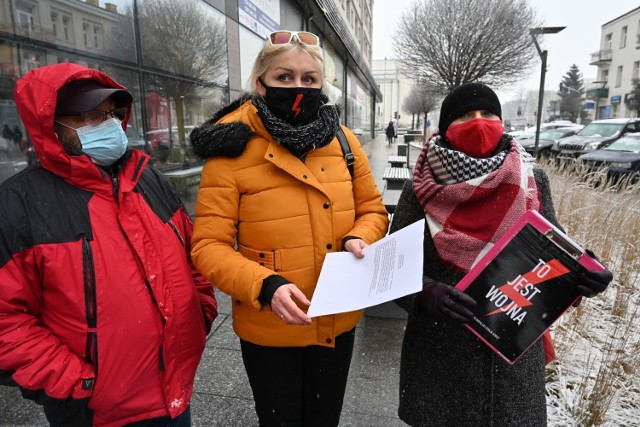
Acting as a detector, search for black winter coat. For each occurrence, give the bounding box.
[390,168,558,427]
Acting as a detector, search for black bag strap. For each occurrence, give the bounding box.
[336,127,355,178]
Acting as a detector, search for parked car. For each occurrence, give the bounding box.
[577,132,640,183]
[146,126,196,149]
[551,118,640,159]
[523,121,576,133]
[519,126,584,157]
[512,131,536,143]
[126,124,149,153]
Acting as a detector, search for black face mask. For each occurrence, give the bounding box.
[258,78,322,125]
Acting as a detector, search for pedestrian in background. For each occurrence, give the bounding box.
[385,120,396,145]
[0,63,217,426]
[390,82,612,426]
[190,30,388,426]
[2,124,13,152]
[11,125,22,151]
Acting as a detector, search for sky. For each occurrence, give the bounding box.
[371,0,638,101]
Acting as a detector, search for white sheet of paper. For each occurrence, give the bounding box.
[307,219,424,317]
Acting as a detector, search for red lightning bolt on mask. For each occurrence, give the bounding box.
[258,78,323,125]
[291,93,304,119]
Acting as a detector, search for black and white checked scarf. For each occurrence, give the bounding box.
[426,134,511,184]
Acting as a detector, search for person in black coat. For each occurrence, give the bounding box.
[12,125,23,150]
[385,120,395,145]
[390,82,612,426]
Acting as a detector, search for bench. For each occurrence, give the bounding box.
[164,165,203,193]
[388,155,407,167]
[382,167,411,190]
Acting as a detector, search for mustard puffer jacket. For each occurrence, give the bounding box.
[191,98,389,347]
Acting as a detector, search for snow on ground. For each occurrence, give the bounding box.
[545,172,640,426]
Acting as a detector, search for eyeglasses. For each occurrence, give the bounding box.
[267,31,320,47]
[61,107,128,125]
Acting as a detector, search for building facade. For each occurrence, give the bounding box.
[371,59,440,133]
[0,0,381,193]
[588,6,640,119]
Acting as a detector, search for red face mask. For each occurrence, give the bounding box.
[445,118,504,158]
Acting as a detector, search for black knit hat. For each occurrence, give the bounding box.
[438,83,502,137]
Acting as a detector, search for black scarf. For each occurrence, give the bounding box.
[252,95,341,159]
[190,94,341,160]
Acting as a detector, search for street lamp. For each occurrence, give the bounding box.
[530,26,565,157]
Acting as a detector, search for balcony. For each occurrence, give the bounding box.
[590,49,612,65]
[586,88,609,99]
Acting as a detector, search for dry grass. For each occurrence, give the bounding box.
[542,158,640,426]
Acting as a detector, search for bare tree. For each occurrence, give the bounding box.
[394,0,541,94]
[403,85,440,132]
[402,90,422,129]
[137,0,227,160]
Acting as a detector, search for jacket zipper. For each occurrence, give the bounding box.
[112,170,170,373]
[168,220,185,246]
[110,175,119,201]
[82,236,99,377]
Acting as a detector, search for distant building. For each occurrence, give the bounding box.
[503,90,558,127]
[371,59,413,130]
[588,6,640,119]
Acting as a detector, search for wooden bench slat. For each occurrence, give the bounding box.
[387,155,407,167]
[382,167,411,190]
[382,167,411,181]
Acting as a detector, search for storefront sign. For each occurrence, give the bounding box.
[610,95,621,104]
[238,0,280,38]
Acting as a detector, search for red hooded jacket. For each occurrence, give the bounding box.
[0,63,217,426]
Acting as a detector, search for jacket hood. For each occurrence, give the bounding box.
[14,63,139,187]
[190,93,254,159]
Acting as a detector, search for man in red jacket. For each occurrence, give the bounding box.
[0,63,217,426]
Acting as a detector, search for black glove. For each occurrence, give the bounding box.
[576,269,612,298]
[417,280,477,323]
[575,249,613,298]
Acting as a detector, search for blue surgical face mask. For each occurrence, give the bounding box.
[74,118,128,166]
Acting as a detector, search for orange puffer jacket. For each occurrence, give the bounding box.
[191,99,388,347]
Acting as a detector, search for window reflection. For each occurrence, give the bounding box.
[138,0,228,168]
[0,0,231,210]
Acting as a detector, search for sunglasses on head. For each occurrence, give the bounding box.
[267,31,320,46]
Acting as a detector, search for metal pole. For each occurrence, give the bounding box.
[534,50,547,157]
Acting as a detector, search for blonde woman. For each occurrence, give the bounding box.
[190,31,388,426]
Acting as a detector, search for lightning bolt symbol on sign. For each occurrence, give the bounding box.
[291,94,304,118]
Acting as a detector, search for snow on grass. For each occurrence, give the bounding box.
[543,161,640,426]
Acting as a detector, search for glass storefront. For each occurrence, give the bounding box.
[1,0,380,208]
[0,0,229,206]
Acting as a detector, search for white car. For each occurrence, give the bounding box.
[523,121,576,133]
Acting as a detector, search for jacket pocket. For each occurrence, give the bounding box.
[238,244,279,270]
[238,245,315,273]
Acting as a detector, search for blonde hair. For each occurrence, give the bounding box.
[247,38,325,94]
